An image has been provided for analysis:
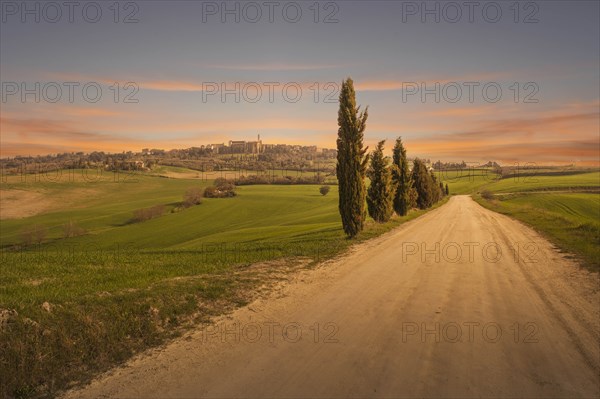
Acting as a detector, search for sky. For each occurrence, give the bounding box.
[1,0,599,165]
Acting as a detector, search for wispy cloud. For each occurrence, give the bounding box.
[356,71,514,92]
[201,63,343,71]
[403,111,600,165]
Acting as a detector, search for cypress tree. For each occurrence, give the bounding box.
[391,137,412,216]
[336,78,369,237]
[412,158,434,209]
[445,183,450,196]
[429,170,441,203]
[367,140,396,223]
[408,185,418,209]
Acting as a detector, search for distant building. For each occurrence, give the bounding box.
[198,136,335,156]
[208,143,225,154]
[228,140,247,153]
[245,140,262,154]
[226,135,263,154]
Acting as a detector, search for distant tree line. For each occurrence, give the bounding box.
[224,174,327,186]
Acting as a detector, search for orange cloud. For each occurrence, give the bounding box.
[355,72,512,92]
[423,107,492,118]
[401,111,600,165]
[138,80,207,92]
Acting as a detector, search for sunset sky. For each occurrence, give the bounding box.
[1,0,599,165]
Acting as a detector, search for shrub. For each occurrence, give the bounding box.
[214,177,229,187]
[203,186,218,198]
[319,185,331,196]
[204,184,236,198]
[132,205,165,222]
[481,190,495,200]
[233,175,270,185]
[20,225,47,246]
[62,221,86,238]
[217,182,236,192]
[183,187,203,207]
[232,174,325,186]
[272,176,294,185]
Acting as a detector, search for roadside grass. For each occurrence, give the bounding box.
[474,193,599,271]
[0,172,448,399]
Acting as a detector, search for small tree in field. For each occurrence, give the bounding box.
[367,140,395,223]
[20,224,47,246]
[63,220,86,238]
[445,183,450,196]
[183,187,203,207]
[319,185,331,196]
[132,205,165,222]
[481,190,495,200]
[439,181,445,196]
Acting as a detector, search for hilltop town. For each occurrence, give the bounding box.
[0,136,339,175]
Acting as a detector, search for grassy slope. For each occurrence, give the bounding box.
[434,169,496,194]
[0,169,448,398]
[481,171,600,193]
[1,171,205,244]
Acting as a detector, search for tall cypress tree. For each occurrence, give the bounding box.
[367,140,395,223]
[412,158,434,209]
[391,137,412,216]
[336,78,369,237]
[430,170,441,203]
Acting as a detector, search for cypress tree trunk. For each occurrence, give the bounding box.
[336,78,368,237]
[392,137,412,216]
[367,140,395,223]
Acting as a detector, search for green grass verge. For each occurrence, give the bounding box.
[473,192,599,271]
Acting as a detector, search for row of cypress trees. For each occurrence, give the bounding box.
[336,78,449,238]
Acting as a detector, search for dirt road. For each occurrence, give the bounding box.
[65,195,599,398]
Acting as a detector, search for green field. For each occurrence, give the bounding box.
[0,169,446,398]
[434,168,499,194]
[478,171,599,193]
[147,164,338,184]
[1,167,597,398]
